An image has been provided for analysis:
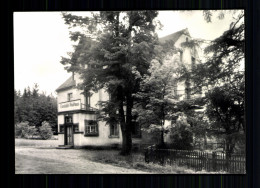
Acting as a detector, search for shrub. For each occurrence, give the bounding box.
[39,121,53,140]
[15,123,25,138]
[168,116,194,150]
[168,125,193,150]
[15,121,38,138]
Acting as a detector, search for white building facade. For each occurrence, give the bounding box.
[56,73,125,148]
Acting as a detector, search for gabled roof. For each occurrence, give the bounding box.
[159,28,191,44]
[56,76,76,92]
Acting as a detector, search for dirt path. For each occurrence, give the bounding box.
[15,146,148,174]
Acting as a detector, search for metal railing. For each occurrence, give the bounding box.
[81,103,98,111]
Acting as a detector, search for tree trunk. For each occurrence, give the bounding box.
[121,126,132,155]
[120,111,132,155]
[160,98,165,148]
[119,14,135,156]
[160,129,165,146]
[113,12,132,155]
[225,134,236,170]
[117,87,132,155]
[204,132,207,150]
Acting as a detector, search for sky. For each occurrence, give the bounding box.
[14,10,240,96]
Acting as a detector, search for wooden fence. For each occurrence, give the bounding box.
[144,146,245,173]
[194,142,225,151]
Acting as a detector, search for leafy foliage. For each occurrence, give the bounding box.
[61,11,160,155]
[187,11,245,154]
[192,11,244,89]
[15,121,38,139]
[166,11,245,154]
[167,116,193,150]
[14,84,57,134]
[133,57,181,145]
[202,10,231,23]
[134,60,179,125]
[39,121,53,140]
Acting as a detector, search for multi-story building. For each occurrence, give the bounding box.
[159,28,202,100]
[56,28,201,148]
[56,73,141,148]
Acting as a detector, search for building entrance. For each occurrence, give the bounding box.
[64,115,73,146]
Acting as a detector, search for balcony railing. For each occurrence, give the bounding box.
[58,99,98,112]
[81,103,98,112]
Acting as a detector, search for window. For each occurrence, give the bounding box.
[186,37,189,42]
[84,120,98,136]
[107,91,112,101]
[68,93,73,101]
[185,80,191,99]
[109,123,119,137]
[86,96,90,107]
[73,124,79,132]
[59,125,64,133]
[191,57,195,70]
[85,92,91,107]
[180,51,183,62]
[65,116,73,124]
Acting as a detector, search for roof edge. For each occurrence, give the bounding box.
[55,85,76,92]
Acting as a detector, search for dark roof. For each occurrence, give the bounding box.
[56,76,76,92]
[159,28,191,44]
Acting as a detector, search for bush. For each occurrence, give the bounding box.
[168,125,193,150]
[167,116,194,150]
[39,121,53,140]
[15,121,38,138]
[15,122,25,138]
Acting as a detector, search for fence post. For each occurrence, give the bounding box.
[226,152,231,172]
[212,152,217,171]
[144,147,149,163]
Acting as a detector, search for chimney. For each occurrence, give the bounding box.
[184,28,188,34]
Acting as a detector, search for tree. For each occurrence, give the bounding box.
[189,10,245,154]
[133,30,204,149]
[14,85,58,134]
[133,55,180,147]
[61,11,160,155]
[206,83,245,154]
[32,83,39,98]
[14,89,21,124]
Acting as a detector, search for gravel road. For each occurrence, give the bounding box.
[15,146,148,174]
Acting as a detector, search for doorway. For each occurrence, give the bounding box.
[64,125,73,145]
[64,115,74,146]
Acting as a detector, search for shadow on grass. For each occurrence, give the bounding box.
[78,148,182,174]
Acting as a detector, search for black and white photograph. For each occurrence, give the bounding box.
[14,10,245,174]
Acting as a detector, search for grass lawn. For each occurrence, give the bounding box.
[80,149,185,173]
[15,137,59,147]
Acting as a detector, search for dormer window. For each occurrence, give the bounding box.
[67,93,73,101]
[180,51,183,62]
[86,92,91,107]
